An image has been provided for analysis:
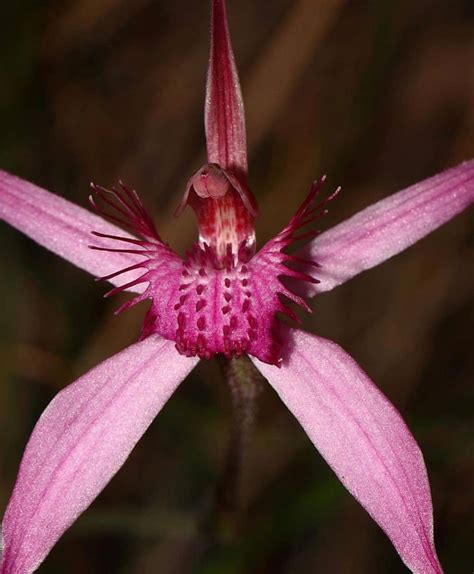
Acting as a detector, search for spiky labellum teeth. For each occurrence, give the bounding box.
[90,176,337,366]
[139,242,284,364]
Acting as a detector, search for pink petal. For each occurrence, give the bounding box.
[0,335,198,574]
[252,330,443,574]
[205,0,248,176]
[304,159,474,294]
[0,170,145,291]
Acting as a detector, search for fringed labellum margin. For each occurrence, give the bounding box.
[90,176,339,366]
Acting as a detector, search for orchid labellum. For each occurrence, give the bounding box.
[1,1,473,572]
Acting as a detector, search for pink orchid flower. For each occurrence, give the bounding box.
[1,1,473,573]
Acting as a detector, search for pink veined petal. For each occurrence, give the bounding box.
[0,170,145,292]
[0,335,198,574]
[205,0,248,176]
[304,159,474,295]
[252,330,443,574]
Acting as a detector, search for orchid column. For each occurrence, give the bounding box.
[1,0,474,573]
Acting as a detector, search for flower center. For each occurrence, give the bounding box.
[89,177,339,366]
[155,244,279,361]
[175,163,258,266]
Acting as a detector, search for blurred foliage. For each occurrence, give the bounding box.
[0,0,473,572]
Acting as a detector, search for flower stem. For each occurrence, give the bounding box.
[215,356,262,526]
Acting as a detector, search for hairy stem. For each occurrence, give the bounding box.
[216,356,262,523]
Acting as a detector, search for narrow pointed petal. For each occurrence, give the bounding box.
[0,336,198,574]
[252,330,443,574]
[205,0,247,176]
[304,160,474,295]
[0,170,144,290]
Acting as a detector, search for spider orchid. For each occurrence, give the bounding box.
[1,0,473,572]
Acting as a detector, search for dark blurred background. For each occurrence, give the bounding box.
[1,0,473,572]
